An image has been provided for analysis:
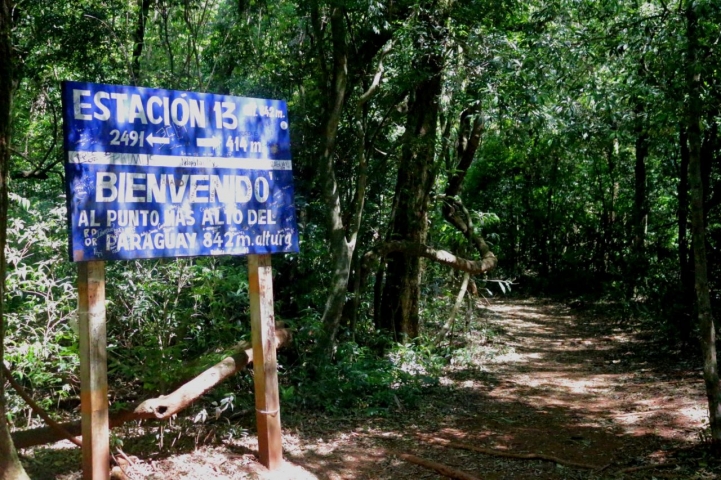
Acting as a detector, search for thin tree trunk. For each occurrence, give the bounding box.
[700,120,717,220]
[445,108,483,197]
[631,101,649,296]
[544,155,558,274]
[0,0,31,476]
[435,272,469,346]
[440,108,496,265]
[131,0,151,85]
[316,5,352,354]
[678,125,693,341]
[686,0,721,448]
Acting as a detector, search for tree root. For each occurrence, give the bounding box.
[615,461,680,474]
[418,434,604,470]
[390,451,481,480]
[11,328,290,449]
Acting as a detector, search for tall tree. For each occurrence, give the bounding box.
[0,0,32,476]
[379,5,445,340]
[685,0,721,447]
[315,2,353,351]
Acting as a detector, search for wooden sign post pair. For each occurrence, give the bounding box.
[77,255,282,480]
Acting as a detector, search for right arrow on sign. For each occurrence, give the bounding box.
[197,136,221,148]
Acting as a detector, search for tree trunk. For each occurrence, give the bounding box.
[544,155,559,275]
[0,0,32,476]
[314,6,394,353]
[701,120,717,220]
[440,108,496,267]
[131,0,152,85]
[686,0,721,447]
[631,101,649,296]
[315,5,352,354]
[678,125,693,341]
[379,16,443,340]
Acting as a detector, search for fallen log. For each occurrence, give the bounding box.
[12,328,290,449]
[419,434,603,470]
[391,451,481,480]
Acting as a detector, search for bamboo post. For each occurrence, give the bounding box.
[78,260,109,480]
[249,254,283,470]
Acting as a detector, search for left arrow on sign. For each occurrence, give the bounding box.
[197,136,221,148]
[147,133,170,146]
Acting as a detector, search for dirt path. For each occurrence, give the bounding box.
[270,298,707,480]
[22,298,712,479]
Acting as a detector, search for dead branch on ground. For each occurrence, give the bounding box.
[11,328,290,449]
[390,451,481,480]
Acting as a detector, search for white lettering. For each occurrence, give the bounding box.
[189,99,205,128]
[73,89,92,120]
[78,210,89,227]
[128,94,148,124]
[171,97,189,126]
[94,172,275,206]
[96,172,118,202]
[110,93,129,123]
[146,174,167,203]
[93,91,111,120]
[147,96,164,124]
[188,175,209,203]
[124,172,146,202]
[254,177,269,203]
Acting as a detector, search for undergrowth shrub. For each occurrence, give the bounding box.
[280,340,440,416]
[105,256,252,396]
[271,308,442,416]
[5,196,78,423]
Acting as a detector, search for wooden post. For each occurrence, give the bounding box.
[78,261,109,480]
[249,254,283,470]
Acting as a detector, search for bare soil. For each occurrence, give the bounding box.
[19,297,719,479]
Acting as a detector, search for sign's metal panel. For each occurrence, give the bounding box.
[62,81,299,261]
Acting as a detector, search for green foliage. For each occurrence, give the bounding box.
[103,256,253,395]
[4,195,78,418]
[281,339,440,416]
[271,307,444,416]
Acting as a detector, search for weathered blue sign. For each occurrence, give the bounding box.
[62,81,299,261]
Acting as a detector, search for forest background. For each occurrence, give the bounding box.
[1,0,721,477]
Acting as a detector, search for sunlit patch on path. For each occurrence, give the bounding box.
[482,299,706,443]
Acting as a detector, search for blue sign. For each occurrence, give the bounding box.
[62,81,299,261]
